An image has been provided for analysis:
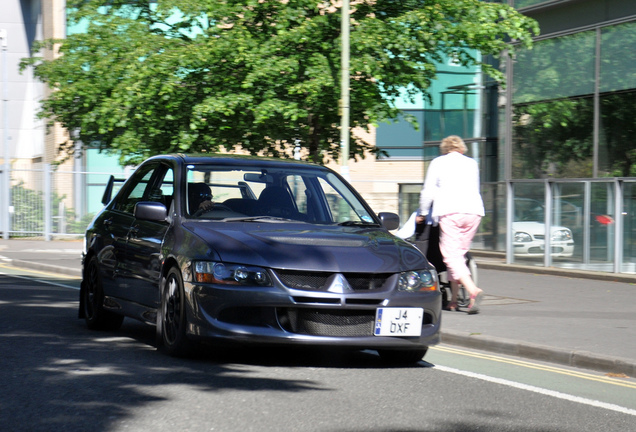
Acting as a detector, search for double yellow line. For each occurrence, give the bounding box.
[432,345,636,389]
[0,263,81,289]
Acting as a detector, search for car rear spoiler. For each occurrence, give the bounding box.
[101,175,127,205]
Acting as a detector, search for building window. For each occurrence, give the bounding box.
[512,31,596,178]
[598,22,636,177]
[376,53,481,160]
[398,184,422,222]
[376,111,426,159]
[511,21,636,179]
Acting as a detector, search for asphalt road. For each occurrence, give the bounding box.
[2,272,636,432]
[1,238,636,376]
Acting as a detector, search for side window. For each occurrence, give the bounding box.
[318,178,349,222]
[316,176,373,223]
[114,168,155,214]
[148,168,175,211]
[286,175,309,214]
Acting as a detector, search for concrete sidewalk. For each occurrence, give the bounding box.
[1,238,635,375]
[0,238,83,277]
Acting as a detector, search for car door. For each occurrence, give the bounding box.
[99,167,163,299]
[124,164,174,308]
[101,164,162,302]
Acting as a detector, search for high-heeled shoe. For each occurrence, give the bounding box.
[467,291,483,315]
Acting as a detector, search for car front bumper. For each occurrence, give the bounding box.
[514,241,574,257]
[183,281,442,350]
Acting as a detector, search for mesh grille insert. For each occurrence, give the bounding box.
[277,308,375,337]
[275,270,393,292]
[275,270,331,291]
[345,273,392,291]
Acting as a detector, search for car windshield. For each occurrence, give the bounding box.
[514,199,545,222]
[185,164,377,225]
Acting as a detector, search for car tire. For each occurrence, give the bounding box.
[83,257,124,331]
[161,267,192,356]
[378,348,427,365]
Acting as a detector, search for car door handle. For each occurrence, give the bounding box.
[104,218,113,226]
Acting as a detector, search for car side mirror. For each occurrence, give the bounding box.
[134,202,168,222]
[378,212,399,231]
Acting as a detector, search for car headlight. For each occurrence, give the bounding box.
[194,261,272,286]
[398,269,438,292]
[514,232,532,243]
[552,229,572,242]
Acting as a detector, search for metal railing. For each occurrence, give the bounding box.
[477,178,636,274]
[2,165,635,275]
[1,165,125,240]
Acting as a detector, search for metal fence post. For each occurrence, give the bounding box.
[1,29,9,240]
[614,179,623,273]
[544,180,553,268]
[506,181,514,265]
[0,166,6,239]
[44,164,51,241]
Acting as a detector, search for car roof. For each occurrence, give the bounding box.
[144,153,327,170]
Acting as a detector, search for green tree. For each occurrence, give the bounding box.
[22,0,537,165]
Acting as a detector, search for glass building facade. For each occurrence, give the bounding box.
[378,0,636,274]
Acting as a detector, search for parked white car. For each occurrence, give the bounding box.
[512,221,574,257]
[513,199,574,258]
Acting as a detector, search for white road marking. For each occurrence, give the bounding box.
[435,364,636,416]
[0,268,80,290]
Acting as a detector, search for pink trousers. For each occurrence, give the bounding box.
[439,213,482,282]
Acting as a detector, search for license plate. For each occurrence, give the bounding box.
[374,308,423,337]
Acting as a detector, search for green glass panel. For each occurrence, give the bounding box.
[598,91,636,177]
[590,182,616,263]
[514,0,551,8]
[376,111,424,158]
[512,98,593,179]
[623,182,636,273]
[513,32,595,103]
[600,22,636,93]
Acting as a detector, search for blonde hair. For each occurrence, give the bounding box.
[440,135,467,155]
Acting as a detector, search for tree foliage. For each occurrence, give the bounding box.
[22,0,537,165]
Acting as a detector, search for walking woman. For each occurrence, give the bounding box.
[418,135,485,314]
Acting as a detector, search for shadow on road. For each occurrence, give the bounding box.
[0,275,429,431]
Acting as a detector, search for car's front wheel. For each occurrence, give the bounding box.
[160,267,192,356]
[83,257,124,331]
[378,348,427,365]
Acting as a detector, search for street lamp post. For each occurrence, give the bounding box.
[340,0,350,181]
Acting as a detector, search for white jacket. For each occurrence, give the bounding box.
[419,151,485,218]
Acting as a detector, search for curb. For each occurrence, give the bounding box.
[441,329,636,376]
[477,261,636,284]
[471,251,636,284]
[5,259,82,278]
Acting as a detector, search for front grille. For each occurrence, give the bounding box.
[277,308,434,337]
[277,308,375,337]
[275,270,393,292]
[275,270,331,291]
[528,246,564,254]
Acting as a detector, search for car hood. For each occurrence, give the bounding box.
[512,221,571,235]
[182,221,428,273]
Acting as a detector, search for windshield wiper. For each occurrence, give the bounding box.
[337,220,380,227]
[222,216,297,223]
